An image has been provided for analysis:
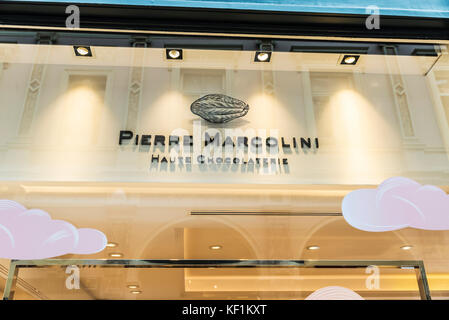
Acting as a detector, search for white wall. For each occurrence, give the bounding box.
[0,46,448,186]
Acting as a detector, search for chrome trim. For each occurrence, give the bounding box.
[0,25,447,44]
[191,211,342,216]
[416,261,432,300]
[3,261,18,301]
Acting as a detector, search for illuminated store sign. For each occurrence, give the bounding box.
[118,94,318,172]
[0,43,446,184]
[119,130,319,170]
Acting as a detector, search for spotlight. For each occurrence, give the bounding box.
[166,48,183,60]
[255,41,273,62]
[400,245,413,251]
[74,46,92,57]
[109,253,123,258]
[307,245,320,251]
[127,285,139,289]
[209,245,222,250]
[106,242,118,248]
[131,290,142,294]
[255,51,271,62]
[341,55,359,65]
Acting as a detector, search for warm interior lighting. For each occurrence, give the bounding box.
[106,242,118,248]
[255,51,271,62]
[109,253,123,257]
[131,290,142,294]
[74,46,92,57]
[400,245,413,251]
[307,245,320,250]
[127,285,139,289]
[166,49,183,60]
[169,50,181,59]
[209,245,222,250]
[341,55,359,65]
[343,56,356,64]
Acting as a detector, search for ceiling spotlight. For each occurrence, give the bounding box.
[255,41,273,62]
[400,245,413,251]
[341,55,359,65]
[255,51,272,62]
[209,245,222,250]
[109,253,123,258]
[307,245,320,251]
[127,285,139,289]
[106,242,118,248]
[74,46,92,57]
[166,48,183,60]
[131,290,142,294]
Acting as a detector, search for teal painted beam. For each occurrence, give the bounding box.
[8,0,449,18]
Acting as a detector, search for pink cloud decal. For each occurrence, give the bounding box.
[305,286,364,300]
[0,200,107,259]
[342,177,449,232]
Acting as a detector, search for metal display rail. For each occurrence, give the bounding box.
[2,259,431,300]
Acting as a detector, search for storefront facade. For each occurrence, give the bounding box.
[1,0,449,300]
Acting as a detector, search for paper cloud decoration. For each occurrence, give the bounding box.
[342,177,449,232]
[0,200,107,259]
[305,286,364,300]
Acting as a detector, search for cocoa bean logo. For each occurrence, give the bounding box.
[190,94,249,123]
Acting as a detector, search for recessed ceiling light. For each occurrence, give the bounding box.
[255,51,271,62]
[209,245,222,250]
[106,242,118,248]
[131,290,142,294]
[341,55,359,65]
[166,49,183,60]
[127,285,139,289]
[400,245,413,251]
[74,46,92,57]
[307,245,320,250]
[109,253,123,257]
